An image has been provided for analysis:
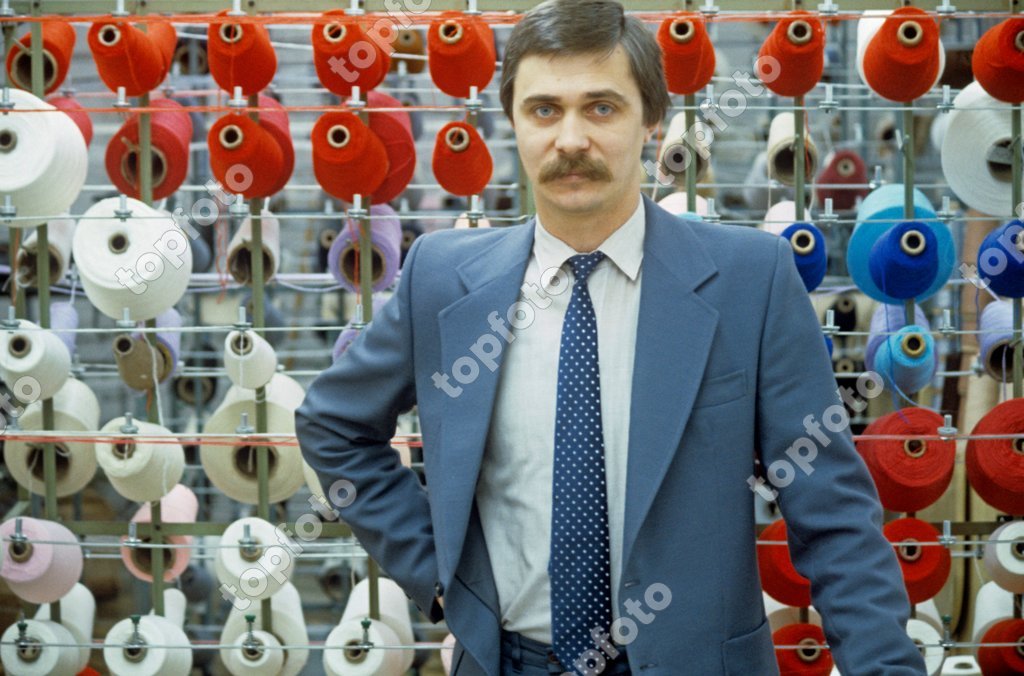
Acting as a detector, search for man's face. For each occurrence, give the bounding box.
[511,45,655,222]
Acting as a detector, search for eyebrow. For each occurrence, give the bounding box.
[519,89,630,109]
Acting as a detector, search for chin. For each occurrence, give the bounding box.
[539,184,608,215]
[546,196,605,216]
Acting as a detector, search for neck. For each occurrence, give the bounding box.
[537,192,641,253]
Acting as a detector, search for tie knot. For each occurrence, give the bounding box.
[568,251,605,283]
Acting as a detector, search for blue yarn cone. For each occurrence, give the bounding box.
[868,221,939,299]
[873,324,936,394]
[977,219,1024,298]
[780,222,827,292]
[847,184,955,303]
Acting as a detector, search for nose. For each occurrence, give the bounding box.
[553,111,590,154]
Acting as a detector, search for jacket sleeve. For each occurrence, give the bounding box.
[755,236,926,674]
[295,235,443,622]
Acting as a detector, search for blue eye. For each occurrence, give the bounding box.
[593,103,614,116]
[534,105,555,118]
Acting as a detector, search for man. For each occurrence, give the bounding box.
[296,1,927,674]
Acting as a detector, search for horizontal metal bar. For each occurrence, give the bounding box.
[66,520,354,538]
[3,0,1020,16]
[49,519,1010,538]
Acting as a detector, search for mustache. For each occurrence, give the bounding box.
[538,154,612,183]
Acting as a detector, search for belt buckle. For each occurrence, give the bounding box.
[546,649,566,674]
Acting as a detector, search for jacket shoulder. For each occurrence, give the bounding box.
[684,217,780,247]
[409,222,524,264]
[675,216,784,272]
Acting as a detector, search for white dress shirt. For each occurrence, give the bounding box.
[476,197,645,643]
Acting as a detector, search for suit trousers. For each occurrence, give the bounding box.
[499,629,632,676]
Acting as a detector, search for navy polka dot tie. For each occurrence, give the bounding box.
[549,251,612,670]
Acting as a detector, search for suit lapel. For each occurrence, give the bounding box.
[622,197,719,570]
[436,222,534,584]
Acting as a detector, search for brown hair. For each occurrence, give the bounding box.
[499,0,671,128]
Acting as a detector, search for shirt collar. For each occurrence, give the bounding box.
[532,195,645,282]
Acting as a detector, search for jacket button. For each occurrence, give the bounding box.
[435,581,444,595]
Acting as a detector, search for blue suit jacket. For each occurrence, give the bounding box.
[296,194,927,675]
